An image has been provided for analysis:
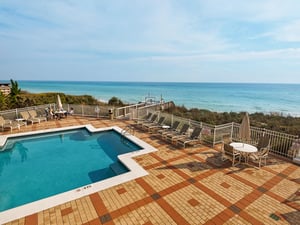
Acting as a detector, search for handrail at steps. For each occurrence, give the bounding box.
[121,125,135,136]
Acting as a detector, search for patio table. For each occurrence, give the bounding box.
[55,110,67,119]
[230,142,258,164]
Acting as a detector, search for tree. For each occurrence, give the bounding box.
[9,79,21,108]
[108,96,124,106]
[0,92,7,110]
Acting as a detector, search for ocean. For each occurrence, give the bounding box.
[7,81,300,116]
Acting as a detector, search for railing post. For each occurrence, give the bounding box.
[230,122,234,140]
[213,126,216,147]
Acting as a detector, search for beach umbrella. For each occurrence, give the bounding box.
[57,94,63,110]
[239,112,251,142]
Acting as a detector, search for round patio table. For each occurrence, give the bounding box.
[230,142,258,164]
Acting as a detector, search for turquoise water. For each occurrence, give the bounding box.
[0,128,141,212]
[3,80,300,116]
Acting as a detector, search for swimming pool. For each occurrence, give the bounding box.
[0,125,157,224]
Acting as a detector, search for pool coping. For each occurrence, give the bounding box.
[0,124,157,224]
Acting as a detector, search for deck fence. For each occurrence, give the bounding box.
[144,110,299,160]
[1,103,299,161]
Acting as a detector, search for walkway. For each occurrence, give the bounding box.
[1,116,300,225]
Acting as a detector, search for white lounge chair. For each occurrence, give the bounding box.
[165,124,189,143]
[143,116,166,132]
[28,110,47,123]
[176,127,202,148]
[157,121,181,136]
[19,111,40,125]
[0,116,25,132]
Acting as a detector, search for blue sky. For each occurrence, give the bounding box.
[1,0,300,83]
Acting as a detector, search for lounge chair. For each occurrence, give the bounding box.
[135,112,152,125]
[143,116,166,132]
[19,111,40,125]
[0,116,11,131]
[28,110,47,122]
[139,114,158,127]
[162,122,186,139]
[0,116,25,132]
[165,124,189,143]
[249,135,270,167]
[157,121,181,136]
[176,127,202,148]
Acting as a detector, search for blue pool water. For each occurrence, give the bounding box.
[0,128,141,212]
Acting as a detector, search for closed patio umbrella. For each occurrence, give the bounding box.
[57,94,63,110]
[239,112,251,142]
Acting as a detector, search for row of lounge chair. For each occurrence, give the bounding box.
[0,110,47,132]
[136,113,203,148]
[137,112,270,167]
[19,110,47,125]
[162,124,202,148]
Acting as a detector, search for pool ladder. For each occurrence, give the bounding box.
[121,125,135,137]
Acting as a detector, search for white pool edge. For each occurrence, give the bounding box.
[0,125,157,224]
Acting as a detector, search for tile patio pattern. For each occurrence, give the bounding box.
[1,116,300,225]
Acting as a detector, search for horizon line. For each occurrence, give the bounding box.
[1,79,300,85]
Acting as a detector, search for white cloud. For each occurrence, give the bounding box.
[196,0,300,22]
[271,20,300,42]
[1,0,300,83]
[0,0,233,58]
[129,48,300,63]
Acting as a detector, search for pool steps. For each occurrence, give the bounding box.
[110,161,128,175]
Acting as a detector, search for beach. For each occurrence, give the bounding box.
[10,81,300,117]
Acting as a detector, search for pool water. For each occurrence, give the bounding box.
[0,128,141,212]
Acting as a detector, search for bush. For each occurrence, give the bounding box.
[108,96,124,106]
[167,106,300,136]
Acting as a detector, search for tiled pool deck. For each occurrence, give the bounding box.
[1,116,300,225]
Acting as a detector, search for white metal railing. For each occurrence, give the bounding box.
[0,103,113,120]
[134,102,174,120]
[114,101,174,120]
[0,101,174,121]
[114,103,145,119]
[0,104,56,120]
[141,110,299,160]
[232,122,298,159]
[1,104,298,160]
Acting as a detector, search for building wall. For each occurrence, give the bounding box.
[0,83,11,95]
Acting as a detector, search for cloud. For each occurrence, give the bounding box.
[271,20,300,42]
[196,0,300,22]
[0,1,250,53]
[129,48,300,63]
[1,0,300,83]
